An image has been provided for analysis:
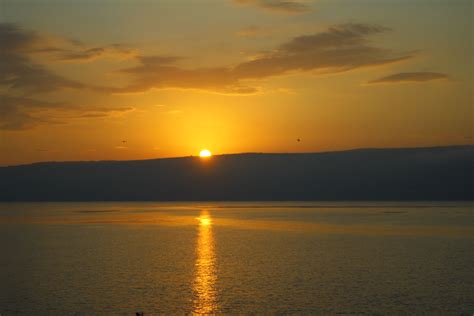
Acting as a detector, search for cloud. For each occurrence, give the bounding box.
[0,22,439,130]
[0,23,135,130]
[0,54,86,94]
[368,72,449,84]
[108,55,258,95]
[72,106,135,119]
[0,22,416,97]
[0,22,41,53]
[0,95,134,131]
[109,23,413,94]
[0,23,85,94]
[54,44,137,62]
[234,0,311,14]
[1,104,40,130]
[233,23,412,79]
[0,96,59,130]
[1,22,421,99]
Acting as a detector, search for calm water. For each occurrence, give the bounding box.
[0,202,473,315]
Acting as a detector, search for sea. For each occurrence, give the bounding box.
[0,202,472,315]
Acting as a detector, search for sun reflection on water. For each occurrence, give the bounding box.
[193,210,218,314]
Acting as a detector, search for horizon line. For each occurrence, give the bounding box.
[2,143,472,168]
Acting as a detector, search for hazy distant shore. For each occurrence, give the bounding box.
[1,145,472,202]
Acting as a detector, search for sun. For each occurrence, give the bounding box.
[199,149,212,158]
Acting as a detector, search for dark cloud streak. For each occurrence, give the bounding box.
[368,72,449,84]
[55,44,136,62]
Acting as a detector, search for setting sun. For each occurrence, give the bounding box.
[199,149,212,158]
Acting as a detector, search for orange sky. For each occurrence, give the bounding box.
[0,0,472,166]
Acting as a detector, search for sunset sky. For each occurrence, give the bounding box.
[0,0,472,166]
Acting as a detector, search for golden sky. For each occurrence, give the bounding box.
[0,0,472,165]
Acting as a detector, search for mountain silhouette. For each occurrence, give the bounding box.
[0,145,472,201]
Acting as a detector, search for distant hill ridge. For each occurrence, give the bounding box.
[1,145,472,201]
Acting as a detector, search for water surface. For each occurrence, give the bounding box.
[0,202,473,314]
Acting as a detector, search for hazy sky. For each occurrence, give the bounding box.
[0,0,472,165]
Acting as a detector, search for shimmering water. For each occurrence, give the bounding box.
[0,202,473,315]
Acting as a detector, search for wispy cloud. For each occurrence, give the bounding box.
[107,55,258,95]
[107,23,414,95]
[0,22,419,98]
[0,95,134,131]
[1,103,42,131]
[233,23,412,79]
[55,44,136,63]
[0,22,444,130]
[0,23,134,130]
[233,0,311,14]
[0,23,85,94]
[0,23,136,63]
[71,106,135,119]
[0,23,134,94]
[368,72,449,84]
[0,95,62,130]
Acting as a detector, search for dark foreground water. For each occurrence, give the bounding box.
[0,202,473,315]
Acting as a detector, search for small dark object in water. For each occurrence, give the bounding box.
[297,138,301,142]
[136,312,144,316]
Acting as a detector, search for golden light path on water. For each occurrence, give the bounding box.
[193,210,218,314]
